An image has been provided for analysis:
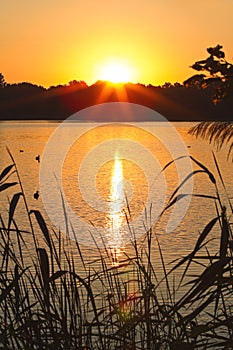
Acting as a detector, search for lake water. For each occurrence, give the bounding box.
[0,120,232,277]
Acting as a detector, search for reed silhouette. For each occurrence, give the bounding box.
[0,149,232,349]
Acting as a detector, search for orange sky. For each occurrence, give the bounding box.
[1,0,233,87]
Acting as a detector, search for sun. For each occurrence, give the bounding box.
[100,61,132,83]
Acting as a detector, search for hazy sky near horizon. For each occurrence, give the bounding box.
[1,0,233,87]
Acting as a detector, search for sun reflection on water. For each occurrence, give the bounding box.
[108,153,125,266]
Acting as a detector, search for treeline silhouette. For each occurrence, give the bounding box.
[0,77,232,121]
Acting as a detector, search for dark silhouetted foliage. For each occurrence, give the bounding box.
[186,46,233,159]
[0,73,6,88]
[184,45,233,104]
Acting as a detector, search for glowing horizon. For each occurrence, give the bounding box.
[1,1,233,88]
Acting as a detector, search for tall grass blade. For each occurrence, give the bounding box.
[155,235,172,303]
[194,217,219,252]
[37,248,50,309]
[70,222,86,272]
[169,170,205,203]
[14,264,20,313]
[0,268,28,303]
[0,182,17,192]
[220,207,229,260]
[212,152,233,212]
[49,270,67,282]
[5,147,37,247]
[161,193,189,215]
[180,292,216,326]
[8,192,22,229]
[175,258,231,311]
[30,210,52,250]
[169,216,219,285]
[0,164,14,182]
[151,155,187,187]
[190,155,216,184]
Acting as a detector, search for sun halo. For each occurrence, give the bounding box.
[99,61,133,84]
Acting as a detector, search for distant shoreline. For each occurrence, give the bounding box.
[0,82,232,122]
[0,118,231,123]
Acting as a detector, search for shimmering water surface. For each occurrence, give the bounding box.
[0,121,232,270]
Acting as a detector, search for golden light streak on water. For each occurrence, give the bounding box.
[108,153,125,266]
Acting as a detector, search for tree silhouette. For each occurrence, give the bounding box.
[0,73,6,88]
[184,45,233,104]
[186,45,233,160]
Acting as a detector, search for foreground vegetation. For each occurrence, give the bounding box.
[0,151,232,349]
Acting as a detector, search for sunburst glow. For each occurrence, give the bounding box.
[100,62,132,83]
